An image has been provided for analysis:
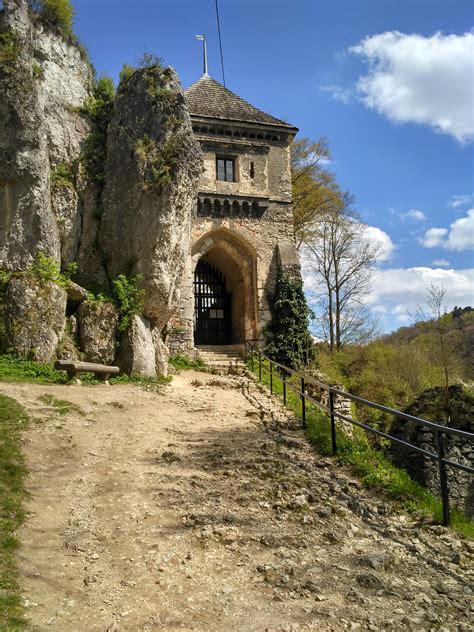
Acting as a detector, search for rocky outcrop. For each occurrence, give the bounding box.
[0,2,203,375]
[3,275,67,361]
[0,0,95,271]
[99,65,202,333]
[116,315,156,377]
[77,300,119,364]
[390,385,473,517]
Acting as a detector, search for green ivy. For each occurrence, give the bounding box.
[51,161,74,188]
[265,265,315,370]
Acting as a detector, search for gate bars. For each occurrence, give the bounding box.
[245,341,474,527]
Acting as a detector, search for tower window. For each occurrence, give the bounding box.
[216,157,235,182]
[250,161,255,179]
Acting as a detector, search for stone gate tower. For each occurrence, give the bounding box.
[168,75,299,352]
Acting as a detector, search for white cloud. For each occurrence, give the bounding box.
[406,209,426,221]
[420,227,448,248]
[350,31,474,143]
[366,267,474,317]
[432,259,450,267]
[448,194,473,209]
[362,226,395,261]
[420,209,474,251]
[318,84,353,104]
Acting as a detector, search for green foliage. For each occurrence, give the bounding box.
[0,30,21,73]
[168,354,206,371]
[0,354,68,383]
[39,0,74,36]
[51,161,74,188]
[29,251,77,288]
[80,76,115,184]
[111,274,145,332]
[248,356,473,537]
[265,266,314,370]
[0,394,29,629]
[119,63,135,84]
[32,61,44,79]
[134,130,185,189]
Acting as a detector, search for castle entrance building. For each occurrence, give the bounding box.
[168,74,300,353]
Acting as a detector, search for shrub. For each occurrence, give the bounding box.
[0,30,21,73]
[29,251,77,288]
[111,274,145,332]
[40,0,74,36]
[119,63,135,84]
[51,161,74,188]
[265,266,315,369]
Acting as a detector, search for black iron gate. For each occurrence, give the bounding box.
[194,260,231,345]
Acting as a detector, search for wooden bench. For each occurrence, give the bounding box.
[54,360,120,382]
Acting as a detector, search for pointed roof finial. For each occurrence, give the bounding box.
[195,34,209,77]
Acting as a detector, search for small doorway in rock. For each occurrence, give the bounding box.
[194,259,231,345]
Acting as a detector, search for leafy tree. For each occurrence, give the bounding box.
[119,63,135,84]
[291,137,342,249]
[265,266,314,369]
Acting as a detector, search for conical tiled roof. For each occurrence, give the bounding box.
[185,75,297,131]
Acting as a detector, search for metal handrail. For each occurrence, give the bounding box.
[244,340,474,526]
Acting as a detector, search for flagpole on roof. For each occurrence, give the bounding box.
[195,35,209,77]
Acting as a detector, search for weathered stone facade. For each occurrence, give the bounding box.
[168,75,300,352]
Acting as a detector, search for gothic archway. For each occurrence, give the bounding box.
[192,229,258,345]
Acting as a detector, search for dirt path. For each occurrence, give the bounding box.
[1,371,472,631]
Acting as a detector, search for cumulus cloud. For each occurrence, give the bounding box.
[366,267,474,320]
[362,226,395,261]
[350,31,474,143]
[420,210,474,251]
[448,194,473,209]
[318,84,353,104]
[432,259,450,267]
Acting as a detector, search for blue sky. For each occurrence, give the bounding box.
[72,0,473,332]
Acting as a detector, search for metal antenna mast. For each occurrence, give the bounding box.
[195,34,209,77]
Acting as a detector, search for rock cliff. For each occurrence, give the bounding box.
[0,0,202,374]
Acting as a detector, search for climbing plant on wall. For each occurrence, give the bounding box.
[265,265,315,370]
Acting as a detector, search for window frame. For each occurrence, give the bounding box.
[216,156,237,182]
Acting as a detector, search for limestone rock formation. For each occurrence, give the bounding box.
[77,300,119,364]
[99,65,202,333]
[3,275,67,361]
[0,0,94,271]
[116,315,156,377]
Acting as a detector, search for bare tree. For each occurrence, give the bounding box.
[303,206,382,351]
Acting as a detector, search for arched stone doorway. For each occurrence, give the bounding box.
[192,228,257,346]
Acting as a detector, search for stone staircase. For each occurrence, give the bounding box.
[196,345,245,368]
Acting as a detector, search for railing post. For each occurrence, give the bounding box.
[436,430,450,526]
[258,349,262,382]
[283,370,287,406]
[329,389,337,455]
[301,377,306,429]
[270,361,273,394]
[250,345,254,372]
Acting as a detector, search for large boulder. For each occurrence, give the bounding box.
[0,0,95,270]
[99,64,202,337]
[3,274,67,361]
[77,300,119,364]
[116,315,156,377]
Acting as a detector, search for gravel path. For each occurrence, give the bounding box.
[2,370,472,631]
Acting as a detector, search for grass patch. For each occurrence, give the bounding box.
[0,355,68,384]
[0,395,29,629]
[169,354,206,371]
[248,356,474,538]
[37,394,83,416]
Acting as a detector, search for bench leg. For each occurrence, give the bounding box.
[95,373,111,384]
